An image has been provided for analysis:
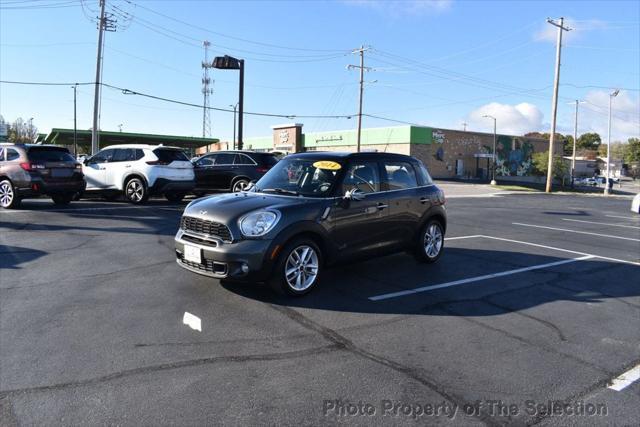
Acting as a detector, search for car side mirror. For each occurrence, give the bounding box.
[83,157,92,165]
[344,188,365,201]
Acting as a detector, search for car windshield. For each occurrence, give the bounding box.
[254,157,342,197]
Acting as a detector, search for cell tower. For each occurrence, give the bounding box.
[202,40,214,138]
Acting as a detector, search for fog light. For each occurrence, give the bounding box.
[241,263,249,274]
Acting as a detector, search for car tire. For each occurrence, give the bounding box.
[73,191,83,201]
[124,177,148,204]
[0,179,20,209]
[232,178,250,192]
[51,194,74,205]
[269,238,323,296]
[165,192,185,202]
[415,219,444,263]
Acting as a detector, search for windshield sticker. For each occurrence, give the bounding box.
[313,160,342,171]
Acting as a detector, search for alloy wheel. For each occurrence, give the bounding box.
[0,181,14,208]
[233,180,249,192]
[284,245,319,291]
[126,180,144,202]
[424,223,443,259]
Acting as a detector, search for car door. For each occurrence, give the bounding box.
[106,148,135,189]
[83,149,114,189]
[211,152,237,189]
[234,153,257,180]
[381,159,424,248]
[194,154,217,189]
[328,160,393,258]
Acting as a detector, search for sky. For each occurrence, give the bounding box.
[1,0,639,143]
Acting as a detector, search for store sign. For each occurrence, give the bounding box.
[432,130,445,144]
[275,129,293,150]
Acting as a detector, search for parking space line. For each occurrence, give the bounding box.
[608,364,640,391]
[512,222,640,242]
[369,255,594,301]
[562,218,640,230]
[606,214,640,221]
[444,235,482,241]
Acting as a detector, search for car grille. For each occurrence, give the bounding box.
[180,216,232,241]
[176,252,227,276]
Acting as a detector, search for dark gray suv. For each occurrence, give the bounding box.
[0,143,85,209]
[175,152,446,296]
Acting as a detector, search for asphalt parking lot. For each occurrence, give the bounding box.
[1,191,639,425]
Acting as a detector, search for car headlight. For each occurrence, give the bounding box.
[238,210,280,237]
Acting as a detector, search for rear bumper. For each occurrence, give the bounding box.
[15,176,86,197]
[174,229,274,281]
[149,178,195,195]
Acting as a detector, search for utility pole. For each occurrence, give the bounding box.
[462,122,468,132]
[605,89,620,195]
[570,99,582,187]
[72,84,77,156]
[230,103,238,150]
[202,41,214,139]
[348,45,371,152]
[91,0,116,155]
[483,115,497,185]
[544,17,571,193]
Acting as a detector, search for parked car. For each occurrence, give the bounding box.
[175,151,446,296]
[632,193,640,214]
[192,151,278,194]
[80,144,195,203]
[0,143,85,209]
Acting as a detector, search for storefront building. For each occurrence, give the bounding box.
[238,123,557,181]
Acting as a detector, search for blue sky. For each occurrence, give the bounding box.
[1,0,638,142]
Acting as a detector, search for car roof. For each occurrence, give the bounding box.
[286,151,417,161]
[202,150,273,155]
[0,143,68,150]
[101,144,183,150]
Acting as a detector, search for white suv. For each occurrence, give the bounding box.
[81,144,195,203]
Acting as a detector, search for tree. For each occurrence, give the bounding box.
[563,135,574,156]
[7,117,37,143]
[576,132,601,151]
[532,150,569,180]
[625,137,640,163]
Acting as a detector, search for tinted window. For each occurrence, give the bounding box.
[384,161,418,190]
[6,148,21,161]
[0,148,4,161]
[263,155,279,166]
[153,148,189,163]
[91,149,115,163]
[27,147,75,162]
[215,153,235,165]
[415,161,433,185]
[196,155,216,166]
[342,161,381,194]
[134,149,145,160]
[112,149,135,162]
[234,154,254,165]
[255,157,341,197]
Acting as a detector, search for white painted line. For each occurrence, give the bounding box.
[444,235,482,241]
[606,214,640,221]
[369,255,594,301]
[608,364,640,391]
[183,312,202,332]
[562,218,640,230]
[478,235,640,267]
[512,222,640,242]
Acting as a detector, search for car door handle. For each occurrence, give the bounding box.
[376,203,388,210]
[419,197,429,204]
[124,164,131,168]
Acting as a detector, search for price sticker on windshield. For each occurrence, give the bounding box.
[313,161,342,171]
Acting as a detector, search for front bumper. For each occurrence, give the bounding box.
[149,178,195,195]
[174,229,274,281]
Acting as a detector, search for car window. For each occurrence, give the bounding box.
[0,148,5,161]
[27,147,75,162]
[153,148,189,163]
[384,161,418,190]
[215,153,235,165]
[342,161,381,194]
[415,161,433,186]
[112,149,135,162]
[134,149,145,160]
[6,148,21,161]
[234,154,255,165]
[255,157,342,197]
[91,149,115,163]
[263,155,279,166]
[196,155,216,166]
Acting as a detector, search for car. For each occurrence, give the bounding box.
[80,144,195,203]
[192,151,278,194]
[174,151,446,296]
[0,143,85,209]
[632,193,640,214]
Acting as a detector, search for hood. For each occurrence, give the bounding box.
[183,191,318,225]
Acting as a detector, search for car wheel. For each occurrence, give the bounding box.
[270,238,323,296]
[73,191,83,201]
[165,192,185,202]
[232,179,250,192]
[124,177,148,204]
[0,179,20,209]
[51,194,74,205]
[416,220,444,263]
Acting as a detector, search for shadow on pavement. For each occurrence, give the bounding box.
[0,245,48,270]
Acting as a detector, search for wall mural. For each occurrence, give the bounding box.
[494,136,534,176]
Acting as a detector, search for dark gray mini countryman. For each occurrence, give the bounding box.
[175,152,446,296]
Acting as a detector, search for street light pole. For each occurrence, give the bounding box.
[72,84,78,156]
[483,114,497,185]
[237,59,244,150]
[230,103,238,150]
[605,89,619,195]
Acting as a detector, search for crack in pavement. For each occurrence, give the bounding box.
[0,344,340,398]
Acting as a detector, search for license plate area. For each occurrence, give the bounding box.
[183,244,202,264]
[51,168,73,178]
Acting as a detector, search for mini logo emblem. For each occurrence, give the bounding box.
[199,210,207,215]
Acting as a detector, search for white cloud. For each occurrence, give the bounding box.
[533,18,607,43]
[467,102,544,135]
[579,90,640,142]
[343,0,452,16]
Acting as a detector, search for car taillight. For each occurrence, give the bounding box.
[146,160,169,165]
[256,167,269,173]
[75,163,82,169]
[20,162,45,171]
